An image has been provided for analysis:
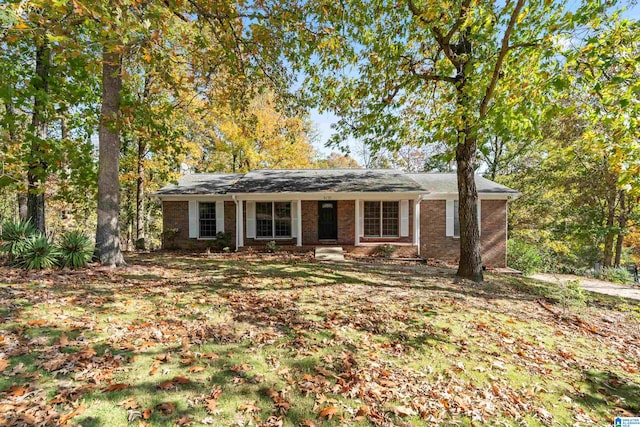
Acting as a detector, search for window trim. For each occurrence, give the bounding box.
[198,202,218,239]
[363,201,400,238]
[254,201,292,240]
[453,200,460,238]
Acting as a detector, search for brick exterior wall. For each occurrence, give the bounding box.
[421,200,459,263]
[163,198,506,266]
[162,200,236,250]
[301,201,318,245]
[420,199,507,268]
[480,200,507,268]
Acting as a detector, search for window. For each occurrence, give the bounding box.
[199,202,216,238]
[453,200,460,237]
[364,201,399,237]
[364,201,380,236]
[274,202,291,237]
[256,202,291,238]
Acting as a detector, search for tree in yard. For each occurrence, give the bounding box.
[315,152,360,169]
[95,42,126,266]
[568,19,640,267]
[280,0,578,281]
[1,1,100,232]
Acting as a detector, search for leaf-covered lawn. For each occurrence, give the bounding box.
[1,253,639,426]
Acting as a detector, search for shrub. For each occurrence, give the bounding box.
[374,244,397,258]
[507,239,543,275]
[554,279,588,314]
[213,232,233,251]
[597,267,632,285]
[265,240,280,253]
[162,228,179,249]
[0,220,37,261]
[17,233,59,270]
[58,230,94,269]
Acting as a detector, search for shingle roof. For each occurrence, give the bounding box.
[155,169,519,195]
[155,173,243,195]
[230,169,423,193]
[408,173,520,194]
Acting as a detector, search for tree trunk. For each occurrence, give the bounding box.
[18,193,28,222]
[614,190,627,267]
[95,45,126,267]
[602,187,617,267]
[5,98,29,222]
[136,140,145,249]
[456,135,483,282]
[27,37,51,233]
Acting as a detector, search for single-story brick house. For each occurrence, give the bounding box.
[156,169,519,267]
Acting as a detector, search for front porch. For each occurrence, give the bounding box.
[233,197,422,251]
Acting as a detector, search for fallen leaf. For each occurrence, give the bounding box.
[156,381,175,390]
[142,407,154,419]
[59,403,85,425]
[118,398,140,410]
[318,406,338,419]
[205,398,218,413]
[102,383,129,392]
[187,366,205,373]
[172,375,191,384]
[0,359,8,372]
[5,385,27,397]
[392,405,416,417]
[156,401,175,415]
[202,353,219,359]
[238,401,261,413]
[300,420,317,427]
[177,415,192,425]
[59,333,68,347]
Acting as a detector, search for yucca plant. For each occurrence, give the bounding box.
[58,230,93,269]
[0,220,37,261]
[18,233,59,270]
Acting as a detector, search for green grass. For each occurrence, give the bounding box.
[1,252,639,426]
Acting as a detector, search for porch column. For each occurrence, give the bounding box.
[354,199,360,246]
[296,199,302,246]
[237,200,244,248]
[414,200,421,245]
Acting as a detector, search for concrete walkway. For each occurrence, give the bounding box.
[315,247,345,262]
[531,273,640,301]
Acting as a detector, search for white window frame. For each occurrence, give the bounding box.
[363,201,400,238]
[198,202,217,239]
[254,201,292,239]
[449,199,481,238]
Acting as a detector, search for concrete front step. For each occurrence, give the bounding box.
[314,246,345,262]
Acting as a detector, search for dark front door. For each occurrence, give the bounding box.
[318,201,338,240]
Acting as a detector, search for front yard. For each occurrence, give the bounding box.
[1,253,639,426]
